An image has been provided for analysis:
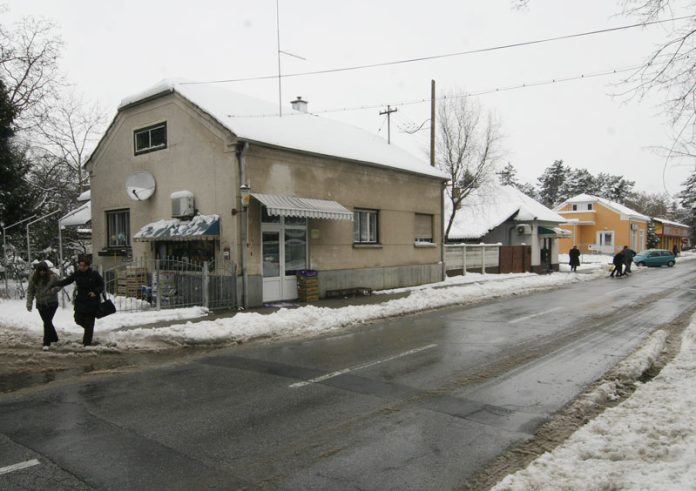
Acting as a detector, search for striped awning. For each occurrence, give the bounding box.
[252,193,353,220]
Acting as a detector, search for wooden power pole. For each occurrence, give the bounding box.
[379,105,398,144]
[430,79,436,167]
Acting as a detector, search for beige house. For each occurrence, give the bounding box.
[86,80,447,307]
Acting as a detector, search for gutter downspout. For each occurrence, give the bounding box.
[440,180,446,281]
[236,142,250,309]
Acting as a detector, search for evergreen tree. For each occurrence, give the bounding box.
[561,168,598,198]
[498,162,519,187]
[647,220,661,248]
[0,79,33,227]
[678,167,696,244]
[537,159,568,207]
[596,173,635,203]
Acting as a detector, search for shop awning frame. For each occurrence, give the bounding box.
[251,193,353,221]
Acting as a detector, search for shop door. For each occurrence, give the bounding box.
[262,218,307,302]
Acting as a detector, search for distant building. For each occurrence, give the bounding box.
[652,217,690,252]
[554,194,648,254]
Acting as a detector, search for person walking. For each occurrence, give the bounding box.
[569,245,581,273]
[56,256,104,347]
[623,245,636,274]
[673,244,679,257]
[610,249,625,278]
[26,261,60,351]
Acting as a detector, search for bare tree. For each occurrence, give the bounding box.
[35,89,108,192]
[437,92,503,239]
[0,15,63,131]
[620,1,696,151]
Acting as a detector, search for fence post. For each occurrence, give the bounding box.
[462,245,467,275]
[155,258,161,311]
[481,246,486,275]
[202,261,209,309]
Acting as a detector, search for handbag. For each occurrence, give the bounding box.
[96,291,116,318]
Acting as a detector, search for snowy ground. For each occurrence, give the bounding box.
[2,270,605,352]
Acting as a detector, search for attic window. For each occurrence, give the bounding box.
[134,122,167,155]
[587,203,593,210]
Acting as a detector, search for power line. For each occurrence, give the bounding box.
[181,15,694,86]
[225,62,646,119]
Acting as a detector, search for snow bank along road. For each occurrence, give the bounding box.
[1,262,695,490]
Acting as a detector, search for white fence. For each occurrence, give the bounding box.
[444,244,501,274]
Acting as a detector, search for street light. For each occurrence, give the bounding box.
[2,214,36,296]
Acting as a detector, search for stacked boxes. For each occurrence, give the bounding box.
[116,266,147,299]
[297,270,319,302]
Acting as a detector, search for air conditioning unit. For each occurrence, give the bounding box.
[171,190,195,218]
[517,224,532,235]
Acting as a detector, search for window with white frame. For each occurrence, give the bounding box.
[353,209,378,244]
[106,209,130,248]
[415,213,433,243]
[134,122,167,155]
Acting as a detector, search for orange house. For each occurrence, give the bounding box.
[554,194,649,255]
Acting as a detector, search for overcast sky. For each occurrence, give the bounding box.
[4,0,692,197]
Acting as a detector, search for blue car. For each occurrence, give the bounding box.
[633,249,676,267]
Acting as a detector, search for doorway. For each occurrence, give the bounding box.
[261,209,307,302]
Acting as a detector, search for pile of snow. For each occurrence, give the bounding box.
[0,270,604,351]
[492,316,696,490]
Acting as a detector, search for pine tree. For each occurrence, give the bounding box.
[537,159,567,207]
[647,220,660,248]
[0,79,33,227]
[678,167,696,244]
[498,162,519,187]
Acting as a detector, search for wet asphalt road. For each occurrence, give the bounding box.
[2,263,696,490]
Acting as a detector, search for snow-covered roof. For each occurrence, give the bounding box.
[117,79,447,180]
[77,190,91,202]
[448,184,566,240]
[556,194,649,221]
[652,217,689,228]
[134,214,220,241]
[59,201,91,227]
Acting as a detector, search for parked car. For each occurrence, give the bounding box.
[633,249,676,267]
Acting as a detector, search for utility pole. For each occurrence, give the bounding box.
[379,105,398,144]
[430,79,436,167]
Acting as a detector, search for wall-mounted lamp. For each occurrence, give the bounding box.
[240,184,251,209]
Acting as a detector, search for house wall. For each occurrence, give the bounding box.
[88,94,239,272]
[88,92,444,303]
[244,145,443,292]
[557,202,647,254]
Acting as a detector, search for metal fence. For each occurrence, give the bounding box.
[444,243,501,275]
[101,257,237,312]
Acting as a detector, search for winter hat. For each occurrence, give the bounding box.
[36,261,49,272]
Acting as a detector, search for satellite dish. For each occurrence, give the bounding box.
[125,171,156,201]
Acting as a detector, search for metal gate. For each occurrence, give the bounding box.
[102,257,237,312]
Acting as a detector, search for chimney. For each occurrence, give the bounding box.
[291,96,308,113]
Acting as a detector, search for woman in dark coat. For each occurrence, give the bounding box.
[56,256,104,346]
[610,250,625,278]
[26,261,60,350]
[568,245,581,272]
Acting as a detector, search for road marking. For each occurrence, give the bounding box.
[290,344,438,388]
[508,306,562,325]
[0,459,40,476]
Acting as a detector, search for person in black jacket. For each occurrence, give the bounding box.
[568,245,581,273]
[610,250,625,278]
[56,256,104,346]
